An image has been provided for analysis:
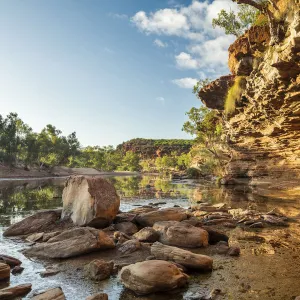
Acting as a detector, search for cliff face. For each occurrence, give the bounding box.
[117,139,193,159]
[200,1,300,185]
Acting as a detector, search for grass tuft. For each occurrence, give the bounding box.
[225,76,246,115]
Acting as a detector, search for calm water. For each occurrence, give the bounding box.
[0,176,300,300]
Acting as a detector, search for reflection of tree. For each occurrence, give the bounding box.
[108,176,193,200]
[0,184,63,215]
[109,177,141,198]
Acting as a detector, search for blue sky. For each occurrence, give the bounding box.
[0,0,237,146]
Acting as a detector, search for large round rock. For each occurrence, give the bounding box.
[119,260,188,295]
[153,221,209,248]
[62,176,120,228]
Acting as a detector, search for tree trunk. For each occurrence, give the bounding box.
[151,242,213,270]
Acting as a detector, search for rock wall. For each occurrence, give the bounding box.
[199,0,300,185]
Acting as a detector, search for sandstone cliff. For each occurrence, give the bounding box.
[199,0,300,187]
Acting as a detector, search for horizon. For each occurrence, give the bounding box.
[0,0,237,147]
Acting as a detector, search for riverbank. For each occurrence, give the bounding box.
[0,165,139,179]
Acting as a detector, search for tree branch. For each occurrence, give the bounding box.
[232,0,264,11]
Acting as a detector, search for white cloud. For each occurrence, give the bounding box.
[131,0,237,40]
[131,0,239,79]
[172,78,198,89]
[131,9,189,37]
[154,39,168,48]
[175,52,199,69]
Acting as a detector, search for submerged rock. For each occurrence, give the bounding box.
[24,227,115,258]
[86,293,108,300]
[153,221,209,248]
[135,208,187,227]
[11,266,24,275]
[40,268,60,278]
[84,259,114,281]
[119,260,188,295]
[62,176,120,228]
[32,287,65,300]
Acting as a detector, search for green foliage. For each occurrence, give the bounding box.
[212,5,259,36]
[119,151,140,172]
[193,78,211,97]
[225,76,246,114]
[0,113,192,174]
[183,107,222,147]
[0,113,80,168]
[253,14,268,26]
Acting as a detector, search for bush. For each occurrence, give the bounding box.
[254,14,268,26]
[225,76,247,115]
[186,167,201,179]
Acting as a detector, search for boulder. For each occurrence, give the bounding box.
[151,242,213,271]
[0,263,10,281]
[0,255,21,267]
[24,227,115,258]
[119,260,188,295]
[86,293,108,300]
[118,240,141,255]
[135,208,187,227]
[133,227,159,243]
[3,209,62,237]
[0,284,32,299]
[114,222,138,235]
[153,221,209,248]
[40,268,60,278]
[32,287,65,300]
[114,213,136,223]
[84,259,114,281]
[11,266,24,275]
[62,176,120,228]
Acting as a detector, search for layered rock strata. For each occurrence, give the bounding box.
[199,1,300,185]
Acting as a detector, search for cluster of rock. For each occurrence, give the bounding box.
[2,176,291,298]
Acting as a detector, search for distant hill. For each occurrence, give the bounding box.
[117,138,193,159]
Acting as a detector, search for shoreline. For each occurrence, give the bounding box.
[0,165,140,180]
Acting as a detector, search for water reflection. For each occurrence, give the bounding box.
[0,176,300,299]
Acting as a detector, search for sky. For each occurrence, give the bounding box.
[0,0,237,147]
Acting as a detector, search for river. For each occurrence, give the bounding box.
[0,176,300,300]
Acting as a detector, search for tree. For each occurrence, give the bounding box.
[182,107,222,159]
[231,0,283,45]
[193,78,211,97]
[119,151,140,172]
[212,5,259,37]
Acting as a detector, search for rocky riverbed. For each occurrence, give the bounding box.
[0,176,300,300]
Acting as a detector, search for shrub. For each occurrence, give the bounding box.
[225,76,247,115]
[254,14,268,26]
